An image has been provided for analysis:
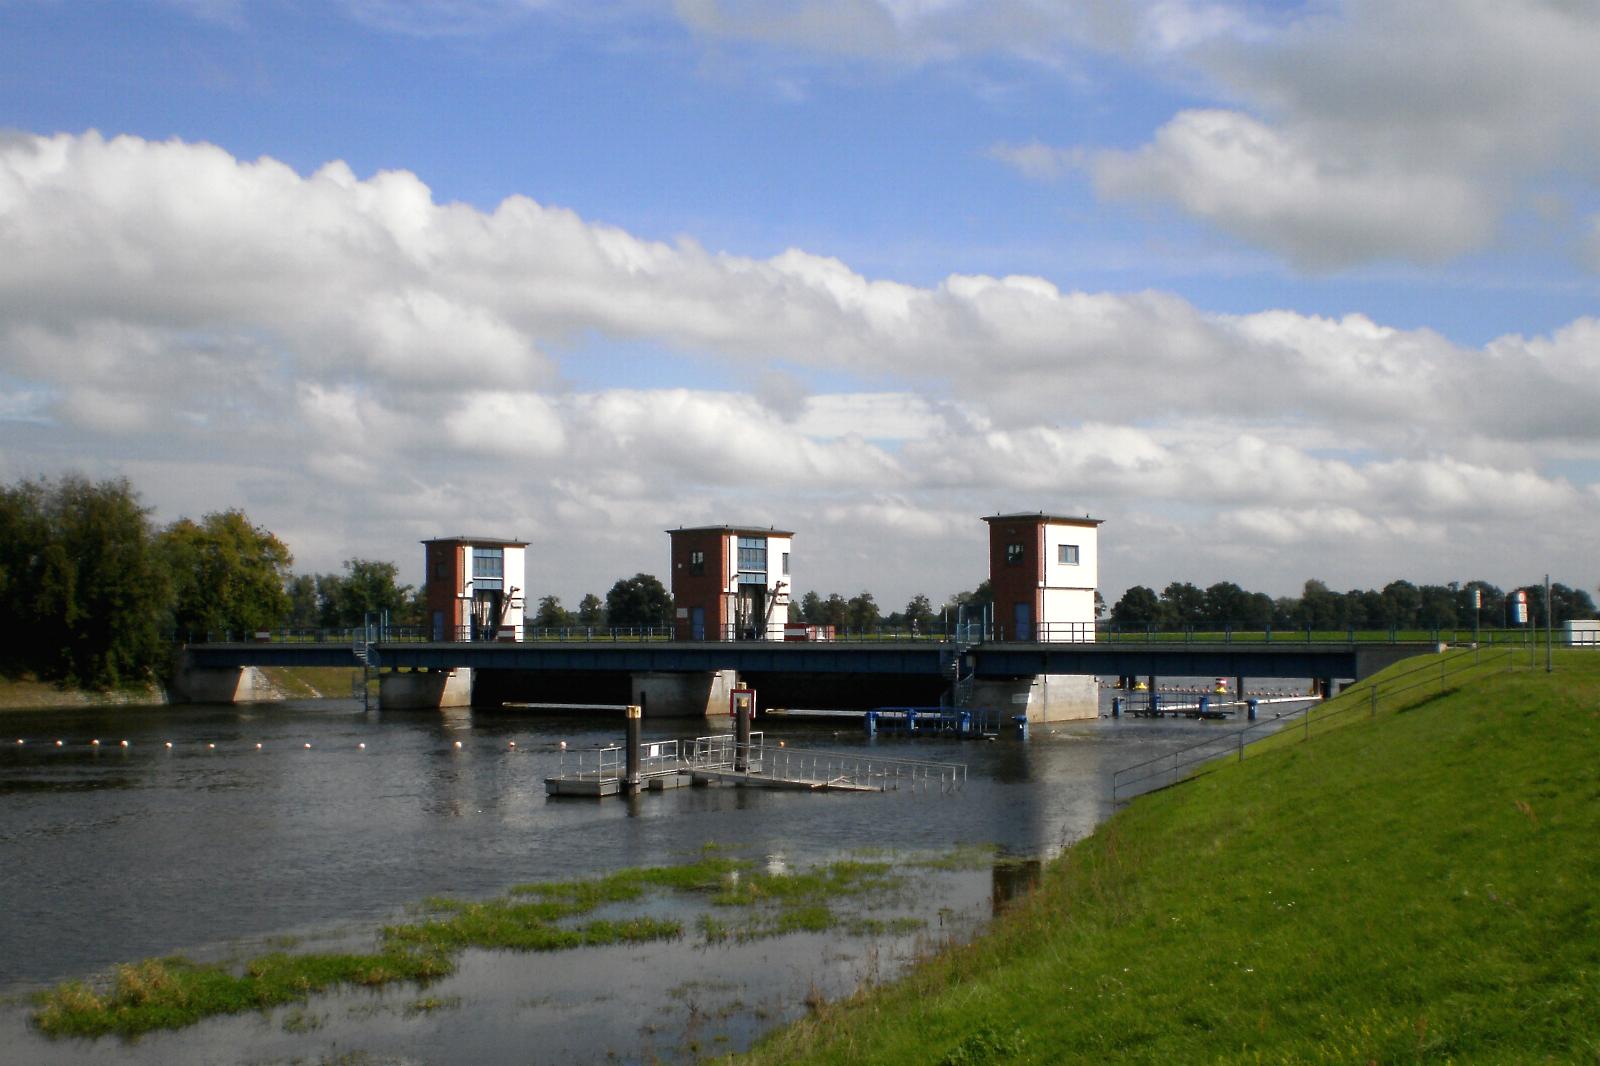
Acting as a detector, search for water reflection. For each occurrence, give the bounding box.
[991,858,1043,917]
[0,691,1251,1064]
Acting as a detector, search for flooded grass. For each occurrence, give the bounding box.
[33,951,452,1038]
[33,846,960,1040]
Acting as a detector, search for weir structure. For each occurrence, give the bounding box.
[171,512,1443,719]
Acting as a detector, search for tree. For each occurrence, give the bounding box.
[605,573,672,628]
[1110,585,1162,628]
[284,574,319,629]
[796,591,823,623]
[846,590,880,631]
[1379,580,1422,629]
[1294,580,1347,630]
[1160,581,1206,627]
[576,593,606,626]
[533,594,573,629]
[0,476,170,688]
[902,594,936,633]
[319,559,412,627]
[159,510,292,639]
[820,593,850,629]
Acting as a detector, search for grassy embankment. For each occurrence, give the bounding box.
[0,666,365,710]
[744,649,1600,1064]
[33,851,940,1038]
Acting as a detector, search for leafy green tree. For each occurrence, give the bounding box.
[1160,581,1206,627]
[159,510,292,639]
[846,590,880,631]
[820,593,850,629]
[1110,585,1162,628]
[284,574,319,629]
[902,593,936,633]
[0,476,169,688]
[577,593,606,626]
[1379,580,1422,629]
[1294,580,1347,630]
[318,559,412,627]
[605,573,672,628]
[796,590,823,623]
[533,594,573,628]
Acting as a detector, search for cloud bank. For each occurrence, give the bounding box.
[1,130,1594,601]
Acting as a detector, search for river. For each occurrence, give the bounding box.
[0,687,1286,1064]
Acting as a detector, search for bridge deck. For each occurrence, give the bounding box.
[188,638,1440,681]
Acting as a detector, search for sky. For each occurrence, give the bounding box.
[1,0,1597,610]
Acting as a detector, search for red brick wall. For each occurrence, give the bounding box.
[424,542,463,637]
[670,531,731,639]
[987,519,1043,639]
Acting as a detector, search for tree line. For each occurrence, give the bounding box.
[0,476,681,688]
[1108,578,1597,632]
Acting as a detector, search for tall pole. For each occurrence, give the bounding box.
[624,704,642,795]
[1546,573,1554,673]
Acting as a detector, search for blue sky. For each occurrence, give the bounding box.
[2,0,1597,606]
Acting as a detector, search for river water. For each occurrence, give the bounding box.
[0,687,1281,1064]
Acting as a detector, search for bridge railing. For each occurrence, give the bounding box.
[176,623,1553,648]
[1109,645,1519,803]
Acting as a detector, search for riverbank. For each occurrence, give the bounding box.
[0,667,363,711]
[743,651,1600,1063]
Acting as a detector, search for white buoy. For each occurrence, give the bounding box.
[358,742,366,750]
[120,740,129,748]
[55,740,63,747]
[508,740,516,748]
[558,740,567,750]
[207,742,216,749]
[453,740,463,750]
[304,742,312,749]
[14,739,22,745]
[165,741,173,749]
[255,742,263,749]
[91,739,100,746]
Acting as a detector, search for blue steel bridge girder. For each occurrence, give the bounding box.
[185,640,1435,681]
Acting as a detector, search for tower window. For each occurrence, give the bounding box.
[1006,543,1025,566]
[1059,544,1080,565]
[689,550,705,576]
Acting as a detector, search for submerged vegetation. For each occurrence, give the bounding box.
[32,849,932,1039]
[743,652,1600,1064]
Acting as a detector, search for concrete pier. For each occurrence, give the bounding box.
[969,673,1097,722]
[169,664,278,704]
[631,668,742,718]
[379,668,472,710]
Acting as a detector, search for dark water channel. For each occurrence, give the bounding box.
[0,685,1285,1064]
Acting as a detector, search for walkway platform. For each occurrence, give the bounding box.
[544,732,965,797]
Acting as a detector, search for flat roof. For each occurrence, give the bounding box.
[982,512,1103,527]
[421,536,529,547]
[666,525,796,538]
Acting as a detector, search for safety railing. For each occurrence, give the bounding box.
[184,623,1568,648]
[686,732,766,771]
[1110,646,1518,804]
[551,744,624,784]
[765,748,967,793]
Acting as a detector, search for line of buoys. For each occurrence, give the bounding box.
[10,738,563,754]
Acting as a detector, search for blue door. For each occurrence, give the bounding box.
[691,607,705,641]
[432,610,445,642]
[1014,602,1032,641]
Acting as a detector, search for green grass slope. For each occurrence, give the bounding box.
[746,652,1600,1064]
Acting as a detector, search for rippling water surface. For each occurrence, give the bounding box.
[0,689,1268,1064]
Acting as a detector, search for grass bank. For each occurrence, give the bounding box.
[745,651,1600,1064]
[0,675,164,711]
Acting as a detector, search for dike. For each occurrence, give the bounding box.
[742,649,1600,1064]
